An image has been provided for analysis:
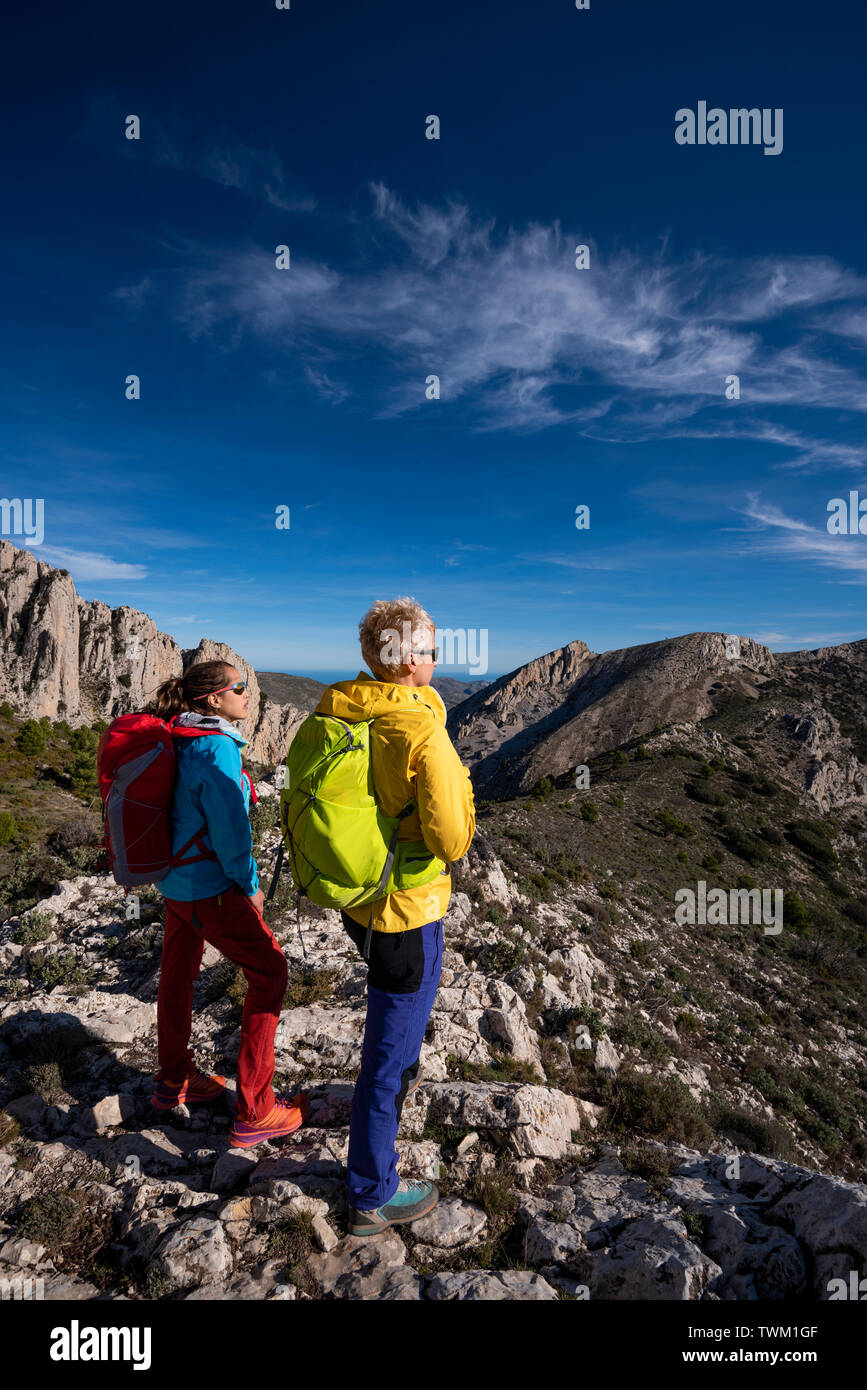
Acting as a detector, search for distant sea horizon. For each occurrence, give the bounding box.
[269,669,500,687]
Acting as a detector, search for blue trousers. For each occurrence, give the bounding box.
[341,911,444,1210]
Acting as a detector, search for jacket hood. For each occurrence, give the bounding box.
[174,710,248,747]
[315,671,446,727]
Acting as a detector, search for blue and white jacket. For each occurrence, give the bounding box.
[158,711,260,902]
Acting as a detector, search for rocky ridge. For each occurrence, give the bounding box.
[448,632,867,807]
[0,540,306,765]
[0,804,864,1302]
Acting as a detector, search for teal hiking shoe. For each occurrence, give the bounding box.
[348,1179,439,1237]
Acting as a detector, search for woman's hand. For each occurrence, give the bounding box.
[247,888,266,916]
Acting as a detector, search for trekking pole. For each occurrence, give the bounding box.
[265,841,284,903]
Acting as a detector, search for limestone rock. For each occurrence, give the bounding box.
[0,539,307,764]
[423,1082,585,1159]
[308,1229,420,1300]
[149,1216,233,1290]
[425,1270,558,1300]
[410,1199,487,1249]
[81,1093,137,1133]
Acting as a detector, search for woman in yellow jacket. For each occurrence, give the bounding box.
[314,598,475,1236]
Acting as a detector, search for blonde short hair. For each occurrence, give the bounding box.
[359,597,436,680]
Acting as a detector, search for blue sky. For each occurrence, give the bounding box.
[3,0,866,682]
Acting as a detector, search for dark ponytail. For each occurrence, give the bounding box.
[148,660,235,720]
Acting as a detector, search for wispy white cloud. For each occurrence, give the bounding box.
[38,547,148,580]
[737,496,867,578]
[303,366,350,404]
[79,97,316,216]
[192,141,316,213]
[111,277,153,308]
[156,184,867,461]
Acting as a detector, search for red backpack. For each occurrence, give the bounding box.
[97,712,257,888]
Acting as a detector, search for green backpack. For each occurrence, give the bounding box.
[265,712,446,959]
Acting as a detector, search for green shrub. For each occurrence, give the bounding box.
[655,809,696,838]
[633,744,650,761]
[0,701,14,719]
[69,751,98,798]
[23,1060,67,1104]
[30,951,88,992]
[519,871,553,902]
[759,825,784,846]
[17,1188,112,1265]
[0,1111,21,1147]
[786,821,837,867]
[485,935,526,974]
[843,899,867,928]
[11,910,55,944]
[580,802,599,823]
[611,1016,670,1063]
[532,776,555,800]
[782,892,809,930]
[707,1100,795,1159]
[612,751,629,766]
[16,720,47,756]
[283,965,338,1009]
[686,780,727,806]
[621,1140,676,1196]
[721,826,766,866]
[606,1068,712,1147]
[0,811,17,845]
[69,726,98,754]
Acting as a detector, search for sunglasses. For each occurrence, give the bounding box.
[413,649,439,662]
[209,680,248,697]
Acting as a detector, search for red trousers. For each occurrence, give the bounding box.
[157,886,289,1122]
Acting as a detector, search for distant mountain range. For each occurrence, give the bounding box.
[255,670,490,713]
[1,539,864,821]
[448,633,867,809]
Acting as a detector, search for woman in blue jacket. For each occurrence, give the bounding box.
[151,659,307,1147]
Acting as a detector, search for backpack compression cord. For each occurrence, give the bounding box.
[360,804,414,960]
[266,801,415,961]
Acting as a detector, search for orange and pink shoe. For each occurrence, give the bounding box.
[151,1070,228,1111]
[228,1091,310,1148]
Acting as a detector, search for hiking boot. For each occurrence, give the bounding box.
[405,1068,423,1099]
[228,1091,310,1148]
[151,1071,228,1111]
[348,1179,439,1237]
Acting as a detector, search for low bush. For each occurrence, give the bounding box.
[655,809,696,838]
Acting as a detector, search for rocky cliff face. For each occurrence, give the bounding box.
[0,541,306,764]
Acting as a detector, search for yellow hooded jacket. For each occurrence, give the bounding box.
[314,672,475,932]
